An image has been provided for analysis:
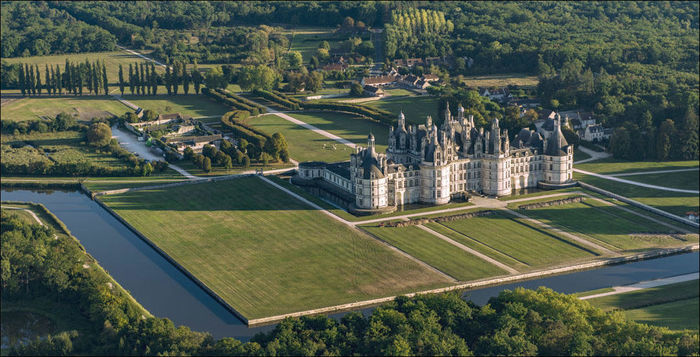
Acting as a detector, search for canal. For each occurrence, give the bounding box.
[2,188,698,340]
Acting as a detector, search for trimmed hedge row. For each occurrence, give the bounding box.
[220,111,269,149]
[215,88,267,114]
[252,89,301,110]
[202,88,265,116]
[272,90,303,106]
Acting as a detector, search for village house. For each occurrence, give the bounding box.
[363,85,385,97]
[165,134,223,154]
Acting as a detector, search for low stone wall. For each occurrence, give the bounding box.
[579,181,700,229]
[518,196,584,210]
[380,210,494,228]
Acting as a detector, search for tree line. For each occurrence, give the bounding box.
[3,209,698,355]
[16,60,108,96]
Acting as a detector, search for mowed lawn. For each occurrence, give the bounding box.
[460,73,539,88]
[122,95,231,118]
[1,96,130,121]
[574,172,699,217]
[101,177,450,319]
[248,114,353,162]
[620,170,699,191]
[364,96,441,125]
[586,280,699,331]
[362,225,507,281]
[428,211,596,269]
[575,158,699,175]
[520,198,696,251]
[287,111,390,152]
[2,50,164,86]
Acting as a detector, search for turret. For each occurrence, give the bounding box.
[398,111,406,130]
[491,118,501,155]
[457,104,465,121]
[444,101,451,124]
[426,115,433,128]
[368,132,376,155]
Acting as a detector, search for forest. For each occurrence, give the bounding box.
[3,209,698,355]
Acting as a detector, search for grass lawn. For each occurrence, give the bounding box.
[576,159,699,175]
[586,280,699,331]
[364,96,441,125]
[101,177,450,319]
[2,50,163,87]
[287,111,389,152]
[1,96,130,122]
[520,198,696,251]
[574,147,591,162]
[287,28,341,61]
[428,211,596,269]
[460,73,539,88]
[121,95,230,118]
[574,172,699,217]
[621,170,699,191]
[247,114,354,162]
[362,225,507,281]
[176,159,295,177]
[498,187,580,201]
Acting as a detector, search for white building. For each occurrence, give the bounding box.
[297,103,574,212]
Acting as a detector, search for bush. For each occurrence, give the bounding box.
[86,122,112,147]
[252,89,301,110]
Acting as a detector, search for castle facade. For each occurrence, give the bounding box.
[296,104,573,211]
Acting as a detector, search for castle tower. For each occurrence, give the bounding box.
[368,132,376,155]
[444,101,451,124]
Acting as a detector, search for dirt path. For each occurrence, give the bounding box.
[579,272,699,300]
[3,206,59,240]
[574,146,611,164]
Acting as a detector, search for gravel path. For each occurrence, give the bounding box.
[574,146,611,164]
[574,168,700,194]
[609,168,699,177]
[579,272,699,300]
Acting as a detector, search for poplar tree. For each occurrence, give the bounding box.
[45,65,51,94]
[35,64,42,95]
[28,65,35,95]
[135,63,141,95]
[192,60,202,95]
[118,64,125,96]
[145,64,151,95]
[140,63,146,95]
[182,63,190,95]
[18,63,26,96]
[128,63,134,95]
[150,63,158,96]
[64,59,72,94]
[55,64,61,94]
[171,61,179,95]
[165,65,172,95]
[102,61,108,95]
[92,61,99,95]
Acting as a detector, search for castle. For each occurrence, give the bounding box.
[296,103,573,213]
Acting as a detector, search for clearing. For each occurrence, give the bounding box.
[460,73,539,88]
[121,95,230,118]
[100,177,450,319]
[1,96,129,122]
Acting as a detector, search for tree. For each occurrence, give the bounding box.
[183,71,191,95]
[44,65,50,94]
[192,61,202,94]
[165,64,172,95]
[87,122,112,147]
[305,71,324,93]
[118,64,125,95]
[202,156,212,172]
[678,107,699,160]
[350,82,364,97]
[238,65,279,91]
[18,63,25,96]
[286,51,303,70]
[183,146,194,160]
[204,66,227,89]
[141,162,153,176]
[151,63,158,96]
[656,119,675,161]
[122,111,139,123]
[143,109,158,121]
[241,154,250,168]
[102,61,109,95]
[128,64,135,95]
[35,64,41,95]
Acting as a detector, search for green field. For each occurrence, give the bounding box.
[520,198,696,251]
[121,95,231,118]
[586,280,699,331]
[574,148,592,162]
[364,96,441,125]
[287,111,389,152]
[176,159,295,177]
[460,73,539,88]
[286,27,341,61]
[101,177,449,319]
[362,225,507,281]
[1,96,130,122]
[574,172,699,217]
[248,114,354,162]
[2,50,164,86]
[620,170,699,191]
[427,211,596,269]
[576,159,699,175]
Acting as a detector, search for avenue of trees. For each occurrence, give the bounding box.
[3,210,698,355]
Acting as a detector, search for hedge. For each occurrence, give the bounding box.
[252,89,301,110]
[202,88,264,116]
[303,101,396,125]
[220,111,268,149]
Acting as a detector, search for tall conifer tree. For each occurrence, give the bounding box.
[118,64,125,96]
[128,63,134,95]
[102,61,108,95]
[35,64,41,95]
[18,63,26,96]
[55,64,61,94]
[150,63,158,96]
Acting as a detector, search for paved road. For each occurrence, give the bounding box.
[111,125,200,180]
[416,225,520,274]
[574,146,611,164]
[574,168,700,194]
[237,94,358,149]
[580,272,699,300]
[117,45,170,69]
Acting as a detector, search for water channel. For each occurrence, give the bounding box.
[1,188,698,340]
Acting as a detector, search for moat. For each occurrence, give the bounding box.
[2,188,698,340]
